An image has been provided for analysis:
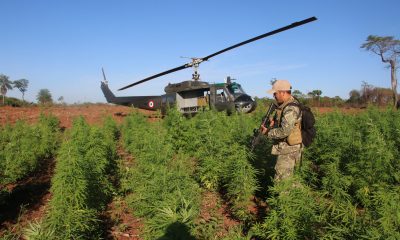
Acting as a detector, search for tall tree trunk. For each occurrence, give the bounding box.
[390,60,398,109]
[1,87,5,105]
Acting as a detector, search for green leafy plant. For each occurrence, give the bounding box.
[120,111,201,239]
[0,114,60,185]
[39,117,118,239]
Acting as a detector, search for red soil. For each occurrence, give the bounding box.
[0,104,365,130]
[0,158,55,237]
[104,199,144,240]
[312,106,365,114]
[0,104,156,129]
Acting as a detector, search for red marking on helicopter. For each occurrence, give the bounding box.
[148,100,154,108]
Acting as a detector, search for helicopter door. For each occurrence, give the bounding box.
[216,89,227,102]
[212,87,233,112]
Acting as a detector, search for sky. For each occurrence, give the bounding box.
[1,0,399,104]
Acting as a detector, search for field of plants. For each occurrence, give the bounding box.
[0,102,399,239]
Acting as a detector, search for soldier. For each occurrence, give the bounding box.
[261,80,303,181]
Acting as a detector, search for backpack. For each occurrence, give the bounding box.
[286,101,316,147]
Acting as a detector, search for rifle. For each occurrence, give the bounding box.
[250,102,277,151]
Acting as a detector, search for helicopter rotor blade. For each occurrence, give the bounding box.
[118,16,317,91]
[201,17,317,61]
[118,64,188,91]
[102,67,107,82]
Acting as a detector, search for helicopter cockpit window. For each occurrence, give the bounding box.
[216,89,226,102]
[228,83,245,95]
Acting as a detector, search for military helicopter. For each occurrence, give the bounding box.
[101,17,317,115]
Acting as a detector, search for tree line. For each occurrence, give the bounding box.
[289,83,399,108]
[0,74,29,104]
[0,74,54,105]
[348,81,400,107]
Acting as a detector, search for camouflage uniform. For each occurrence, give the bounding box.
[267,96,303,181]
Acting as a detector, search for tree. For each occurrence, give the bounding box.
[361,81,374,103]
[292,89,304,98]
[361,35,400,108]
[308,90,322,99]
[313,90,322,98]
[373,87,393,105]
[348,89,361,104]
[307,90,322,106]
[36,89,53,104]
[0,74,13,105]
[13,79,29,101]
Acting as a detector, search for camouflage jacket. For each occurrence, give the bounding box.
[267,96,302,155]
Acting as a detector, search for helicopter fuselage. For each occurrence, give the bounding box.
[101,79,256,115]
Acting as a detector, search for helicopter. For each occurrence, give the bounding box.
[101,17,317,115]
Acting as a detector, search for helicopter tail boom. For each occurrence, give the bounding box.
[101,81,116,103]
[101,81,163,110]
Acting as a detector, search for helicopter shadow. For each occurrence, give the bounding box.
[156,222,196,240]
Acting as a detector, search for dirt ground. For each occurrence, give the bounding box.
[0,104,364,129]
[312,106,365,114]
[0,104,157,129]
[0,157,54,237]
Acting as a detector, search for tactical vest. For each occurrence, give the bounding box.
[275,97,302,145]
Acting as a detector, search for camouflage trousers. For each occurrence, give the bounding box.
[274,149,302,181]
